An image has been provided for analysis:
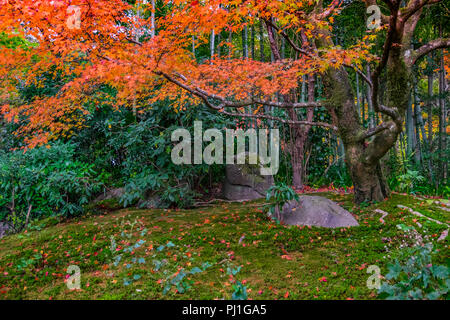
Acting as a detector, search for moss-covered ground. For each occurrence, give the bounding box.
[0,192,448,300]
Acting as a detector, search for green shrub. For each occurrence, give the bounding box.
[73,103,229,209]
[0,142,102,231]
[159,184,199,209]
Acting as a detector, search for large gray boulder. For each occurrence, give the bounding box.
[223,156,274,201]
[279,195,359,228]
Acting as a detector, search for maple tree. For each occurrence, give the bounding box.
[0,0,448,203]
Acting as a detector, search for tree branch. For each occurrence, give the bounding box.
[315,0,341,20]
[157,71,322,110]
[220,110,338,131]
[356,121,392,141]
[409,38,450,66]
[263,19,314,58]
[264,19,282,61]
[155,71,333,129]
[343,64,373,89]
[371,1,401,122]
[401,0,442,23]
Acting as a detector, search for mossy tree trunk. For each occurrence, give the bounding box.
[314,0,450,203]
[315,3,427,203]
[320,66,396,203]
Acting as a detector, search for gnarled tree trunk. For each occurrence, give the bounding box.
[321,66,394,203]
[313,0,440,204]
[346,144,390,203]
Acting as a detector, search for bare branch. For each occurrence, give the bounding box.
[155,71,332,129]
[220,110,338,131]
[408,38,450,66]
[343,64,373,89]
[356,121,392,141]
[155,71,222,110]
[371,1,401,122]
[379,104,402,126]
[157,71,322,110]
[401,0,443,22]
[264,19,314,58]
[316,0,341,20]
[364,121,403,163]
[251,100,322,109]
[126,37,143,46]
[264,19,282,61]
[373,1,400,81]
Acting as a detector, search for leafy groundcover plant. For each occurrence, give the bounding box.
[0,142,102,232]
[378,241,449,300]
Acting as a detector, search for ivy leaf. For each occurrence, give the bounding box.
[425,291,441,300]
[431,265,448,279]
[386,262,402,280]
[202,262,212,270]
[163,285,171,295]
[190,267,202,274]
[166,241,175,248]
[408,289,423,300]
[176,284,185,294]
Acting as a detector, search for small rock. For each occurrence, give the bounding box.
[0,221,12,239]
[136,195,162,209]
[94,188,125,202]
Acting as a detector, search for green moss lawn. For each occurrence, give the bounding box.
[0,192,448,300]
